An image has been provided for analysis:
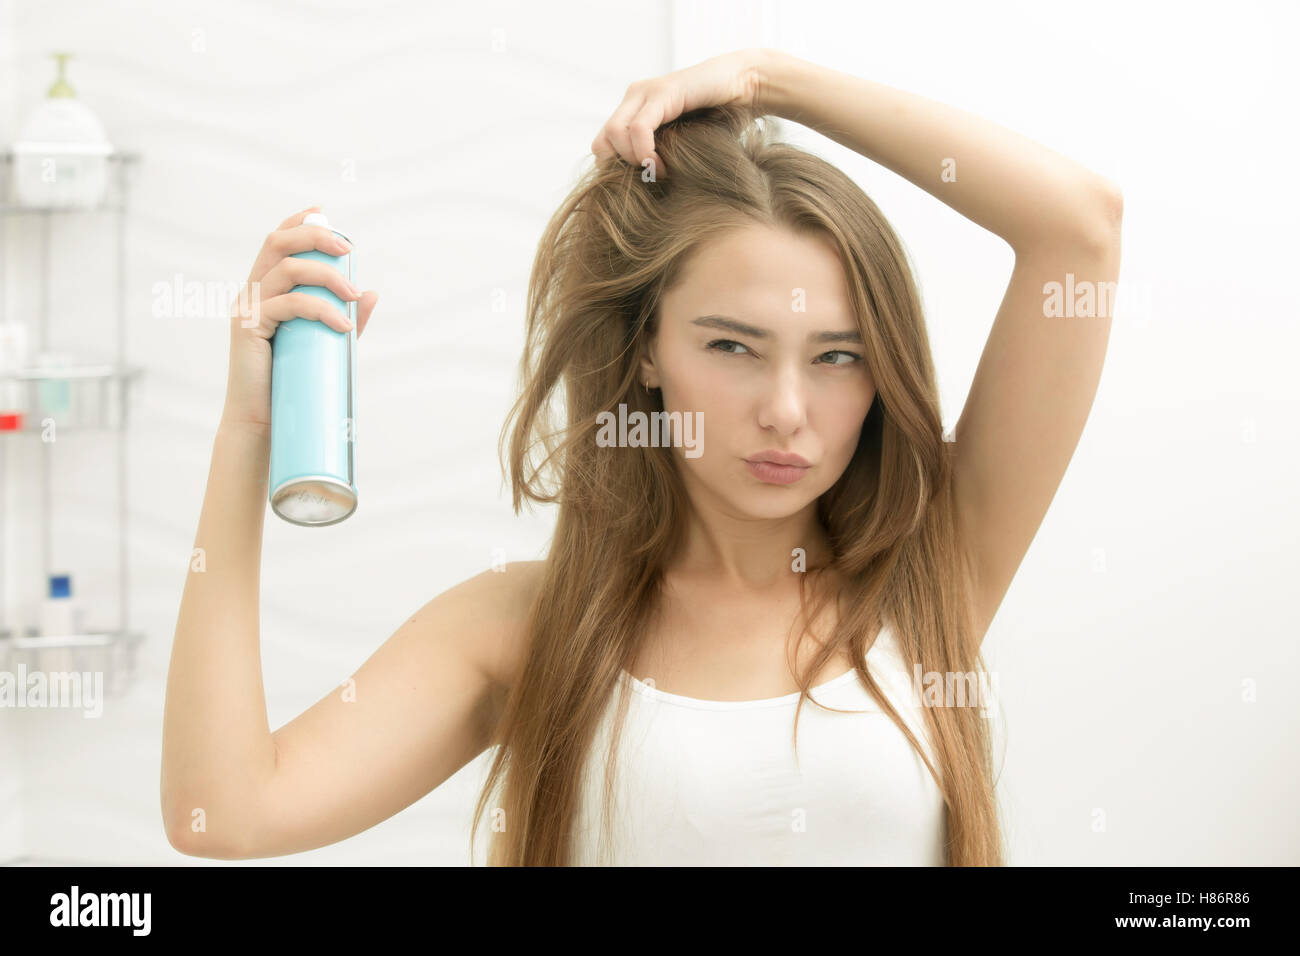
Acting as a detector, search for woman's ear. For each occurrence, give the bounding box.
[637,350,658,390]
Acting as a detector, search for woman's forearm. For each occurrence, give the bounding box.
[160,418,277,852]
[755,48,1120,253]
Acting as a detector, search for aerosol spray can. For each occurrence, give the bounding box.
[268,211,358,525]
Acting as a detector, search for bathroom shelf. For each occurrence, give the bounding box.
[0,147,143,697]
[0,364,143,432]
[2,362,140,378]
[0,630,145,698]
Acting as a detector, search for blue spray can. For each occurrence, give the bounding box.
[268,211,358,525]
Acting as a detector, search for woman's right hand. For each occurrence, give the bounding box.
[222,205,380,430]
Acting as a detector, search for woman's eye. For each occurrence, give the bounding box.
[706,339,751,356]
[815,350,863,366]
[707,341,863,366]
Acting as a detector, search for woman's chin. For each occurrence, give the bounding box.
[721,489,816,521]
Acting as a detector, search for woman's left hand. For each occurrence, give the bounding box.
[591,48,771,179]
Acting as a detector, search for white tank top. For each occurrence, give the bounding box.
[569,619,948,865]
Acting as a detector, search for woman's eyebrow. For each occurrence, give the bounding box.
[692,314,863,344]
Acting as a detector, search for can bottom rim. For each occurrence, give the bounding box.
[270,475,357,526]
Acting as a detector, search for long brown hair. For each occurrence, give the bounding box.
[471,103,1003,865]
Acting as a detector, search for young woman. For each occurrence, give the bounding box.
[162,48,1121,866]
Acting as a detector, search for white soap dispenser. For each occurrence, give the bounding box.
[11,52,115,209]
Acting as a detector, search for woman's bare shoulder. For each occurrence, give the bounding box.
[453,559,547,693]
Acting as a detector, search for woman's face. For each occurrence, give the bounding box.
[641,223,876,520]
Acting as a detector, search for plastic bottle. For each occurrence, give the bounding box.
[39,573,85,637]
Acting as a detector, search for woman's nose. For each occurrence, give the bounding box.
[755,366,807,434]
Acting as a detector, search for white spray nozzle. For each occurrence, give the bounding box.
[303,212,329,228]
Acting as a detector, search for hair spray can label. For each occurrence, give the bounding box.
[268,213,358,525]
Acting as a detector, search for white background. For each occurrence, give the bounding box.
[0,0,1296,865]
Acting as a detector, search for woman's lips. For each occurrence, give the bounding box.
[744,459,811,485]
